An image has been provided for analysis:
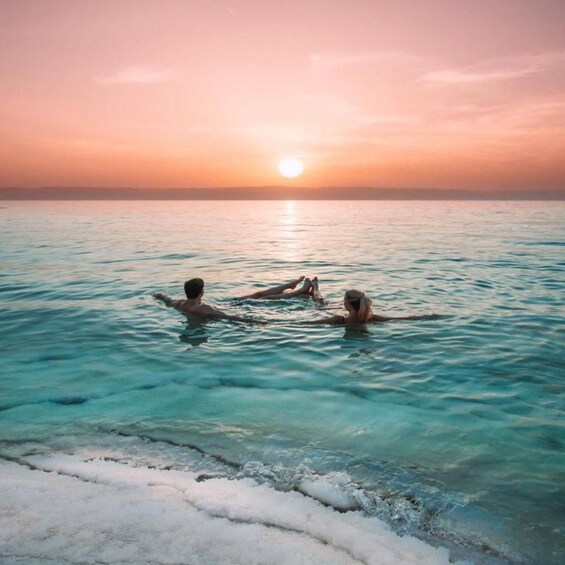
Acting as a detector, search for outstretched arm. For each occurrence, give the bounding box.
[299,315,344,325]
[193,304,266,324]
[154,293,183,308]
[371,313,439,322]
[370,314,394,322]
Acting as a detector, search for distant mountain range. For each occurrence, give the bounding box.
[1,186,564,200]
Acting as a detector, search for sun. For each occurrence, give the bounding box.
[278,157,304,178]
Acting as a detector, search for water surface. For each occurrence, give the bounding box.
[1,201,564,564]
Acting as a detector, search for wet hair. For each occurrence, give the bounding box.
[345,289,373,322]
[184,278,204,299]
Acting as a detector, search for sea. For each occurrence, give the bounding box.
[0,200,563,564]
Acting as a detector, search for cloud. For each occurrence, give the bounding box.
[422,51,565,84]
[94,65,175,84]
[308,51,427,67]
[425,69,534,83]
[308,49,565,87]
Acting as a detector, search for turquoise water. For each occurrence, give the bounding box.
[1,200,564,564]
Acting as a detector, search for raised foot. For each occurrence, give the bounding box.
[309,276,326,304]
[298,277,313,294]
[287,275,306,290]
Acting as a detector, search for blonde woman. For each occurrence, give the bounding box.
[306,284,434,325]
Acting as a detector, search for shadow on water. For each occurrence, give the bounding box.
[340,325,379,361]
[177,318,210,349]
[342,325,373,341]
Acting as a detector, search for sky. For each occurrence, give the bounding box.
[1,0,565,192]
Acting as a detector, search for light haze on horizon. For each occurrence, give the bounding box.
[1,0,565,192]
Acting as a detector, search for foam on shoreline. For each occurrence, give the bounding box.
[0,454,460,564]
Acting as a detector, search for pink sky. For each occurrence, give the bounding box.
[1,0,565,191]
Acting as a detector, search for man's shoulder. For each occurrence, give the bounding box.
[187,302,218,316]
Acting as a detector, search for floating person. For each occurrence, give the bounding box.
[303,287,436,324]
[154,276,316,323]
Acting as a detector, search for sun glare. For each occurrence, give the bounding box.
[278,157,304,178]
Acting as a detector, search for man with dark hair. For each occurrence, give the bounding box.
[154,276,319,324]
[184,278,204,299]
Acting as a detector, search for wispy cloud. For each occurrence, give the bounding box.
[94,65,175,84]
[422,51,565,84]
[309,51,427,67]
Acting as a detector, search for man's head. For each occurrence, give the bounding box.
[184,278,204,299]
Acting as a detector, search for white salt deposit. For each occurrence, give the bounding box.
[0,455,460,564]
[298,471,360,510]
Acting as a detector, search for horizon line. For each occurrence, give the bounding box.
[1,186,564,201]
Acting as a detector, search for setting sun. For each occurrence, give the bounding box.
[278,158,304,179]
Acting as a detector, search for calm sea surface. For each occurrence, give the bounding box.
[1,201,564,564]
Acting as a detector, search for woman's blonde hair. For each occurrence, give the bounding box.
[345,289,373,322]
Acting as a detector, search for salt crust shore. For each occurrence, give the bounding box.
[0,455,462,565]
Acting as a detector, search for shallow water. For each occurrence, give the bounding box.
[1,200,564,564]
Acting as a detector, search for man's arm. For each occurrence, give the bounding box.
[153,293,183,308]
[192,304,266,324]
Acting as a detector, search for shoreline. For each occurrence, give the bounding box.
[0,450,475,565]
